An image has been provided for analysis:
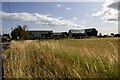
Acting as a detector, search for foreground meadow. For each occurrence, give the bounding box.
[2,38,119,78]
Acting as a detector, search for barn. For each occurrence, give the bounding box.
[28,30,53,39]
[53,32,68,39]
[84,28,98,36]
[53,33,63,39]
[69,28,98,38]
[69,29,85,38]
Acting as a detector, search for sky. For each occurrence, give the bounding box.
[1,0,119,35]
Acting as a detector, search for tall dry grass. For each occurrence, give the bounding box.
[2,38,119,78]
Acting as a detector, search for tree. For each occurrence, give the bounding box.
[11,25,29,40]
[2,34,11,42]
[99,33,102,37]
[114,34,120,37]
[110,33,114,36]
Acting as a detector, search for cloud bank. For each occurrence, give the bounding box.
[92,0,120,22]
[0,11,83,28]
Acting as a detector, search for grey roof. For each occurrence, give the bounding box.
[29,30,53,33]
[69,29,85,34]
[53,33,62,36]
[85,28,96,33]
[69,28,97,34]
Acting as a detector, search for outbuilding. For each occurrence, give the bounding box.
[69,28,98,38]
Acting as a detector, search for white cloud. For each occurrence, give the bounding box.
[44,14,52,17]
[81,21,86,24]
[58,17,63,20]
[92,0,120,22]
[73,17,78,21]
[66,7,71,10]
[56,4,62,8]
[0,11,84,28]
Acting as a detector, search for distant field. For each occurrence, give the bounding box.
[2,38,119,78]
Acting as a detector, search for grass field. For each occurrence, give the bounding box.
[2,38,119,78]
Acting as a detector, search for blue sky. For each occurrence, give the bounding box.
[1,2,118,35]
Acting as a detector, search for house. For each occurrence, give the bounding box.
[69,28,98,38]
[28,30,53,39]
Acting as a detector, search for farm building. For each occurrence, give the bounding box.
[28,30,53,39]
[69,28,98,38]
[53,33,63,39]
[28,28,98,39]
[53,32,68,39]
[84,28,98,36]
